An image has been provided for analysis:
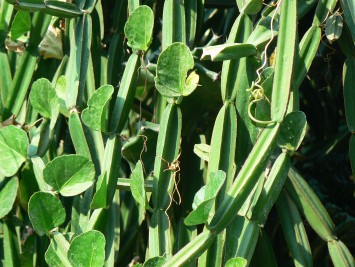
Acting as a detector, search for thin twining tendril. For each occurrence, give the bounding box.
[247,0,282,125]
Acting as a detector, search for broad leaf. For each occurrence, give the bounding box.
[0,126,28,177]
[10,11,31,40]
[155,42,199,98]
[0,177,19,219]
[67,230,105,267]
[184,170,226,226]
[124,5,154,51]
[81,85,114,132]
[30,78,59,129]
[278,111,307,152]
[28,192,66,236]
[43,155,95,197]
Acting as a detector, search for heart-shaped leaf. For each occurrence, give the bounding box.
[0,177,19,219]
[184,170,226,226]
[81,85,114,132]
[124,5,154,51]
[28,192,66,236]
[68,230,105,267]
[0,125,28,177]
[43,155,95,197]
[155,42,199,98]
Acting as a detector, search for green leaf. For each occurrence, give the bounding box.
[28,192,66,236]
[130,161,146,211]
[278,111,307,152]
[242,0,263,14]
[143,256,167,267]
[90,172,107,209]
[184,170,226,226]
[0,177,19,219]
[155,42,199,98]
[43,155,95,197]
[10,11,31,40]
[81,84,114,132]
[55,76,70,117]
[193,143,211,162]
[45,232,72,267]
[0,126,29,177]
[225,257,248,267]
[124,5,154,51]
[67,230,105,267]
[30,78,59,128]
[200,43,257,61]
[325,12,343,43]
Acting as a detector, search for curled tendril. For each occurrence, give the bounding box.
[247,82,273,125]
[247,0,282,125]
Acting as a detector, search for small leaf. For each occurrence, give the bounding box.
[184,70,200,97]
[10,11,31,40]
[155,42,199,98]
[39,25,64,60]
[0,177,19,219]
[143,256,166,267]
[225,257,248,267]
[45,232,72,267]
[130,161,146,209]
[81,85,114,132]
[325,12,343,43]
[43,155,95,197]
[124,5,154,51]
[193,143,211,162]
[184,170,226,226]
[55,76,70,117]
[68,230,105,267]
[0,126,29,177]
[30,78,59,129]
[90,172,108,209]
[200,43,257,61]
[28,192,66,236]
[278,111,307,152]
[242,0,263,15]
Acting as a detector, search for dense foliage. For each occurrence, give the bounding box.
[0,0,354,266]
